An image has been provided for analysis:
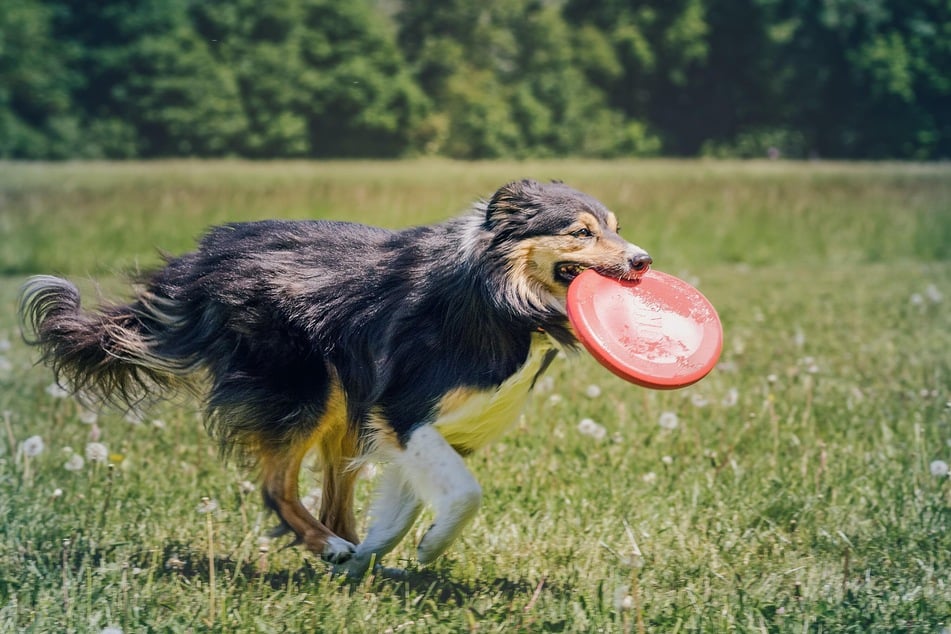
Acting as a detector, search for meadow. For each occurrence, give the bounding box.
[0,160,949,633]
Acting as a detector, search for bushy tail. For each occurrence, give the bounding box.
[18,275,193,409]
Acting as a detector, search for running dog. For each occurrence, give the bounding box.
[18,179,651,576]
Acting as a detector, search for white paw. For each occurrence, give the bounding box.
[321,536,356,564]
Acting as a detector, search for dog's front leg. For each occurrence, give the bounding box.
[336,463,423,577]
[399,425,483,565]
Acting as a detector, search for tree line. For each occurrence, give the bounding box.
[1,0,948,160]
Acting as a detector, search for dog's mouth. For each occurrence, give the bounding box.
[555,262,588,284]
[555,261,650,285]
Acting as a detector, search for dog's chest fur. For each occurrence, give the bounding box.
[432,333,557,453]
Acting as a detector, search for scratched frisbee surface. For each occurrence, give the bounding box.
[566,269,723,389]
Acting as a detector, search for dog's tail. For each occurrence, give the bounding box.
[18,275,195,409]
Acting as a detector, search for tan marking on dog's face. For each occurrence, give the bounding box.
[504,210,649,309]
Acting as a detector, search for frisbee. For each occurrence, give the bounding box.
[566,269,723,389]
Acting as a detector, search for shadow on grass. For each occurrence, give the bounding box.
[145,540,548,607]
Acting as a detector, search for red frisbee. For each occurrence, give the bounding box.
[566,269,723,389]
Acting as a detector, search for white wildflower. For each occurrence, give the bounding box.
[930,460,949,477]
[196,497,219,514]
[52,488,63,498]
[85,442,108,463]
[613,585,634,611]
[721,387,739,407]
[22,435,45,457]
[690,393,709,407]
[78,409,98,424]
[45,382,70,398]
[64,454,85,471]
[584,384,602,399]
[658,411,679,431]
[124,410,145,425]
[100,627,123,634]
[151,418,166,430]
[239,480,256,494]
[925,284,943,303]
[661,455,673,465]
[793,328,806,348]
[767,373,779,383]
[642,471,657,484]
[547,393,563,405]
[909,293,924,306]
[577,418,607,441]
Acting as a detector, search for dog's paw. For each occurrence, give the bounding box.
[320,536,356,565]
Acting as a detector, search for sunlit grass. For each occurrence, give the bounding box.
[0,160,949,632]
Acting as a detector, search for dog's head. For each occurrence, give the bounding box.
[483,179,651,312]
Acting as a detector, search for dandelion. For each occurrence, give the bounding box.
[124,410,145,425]
[641,472,657,484]
[100,626,123,634]
[239,480,256,494]
[613,585,634,611]
[45,382,70,398]
[658,411,679,431]
[78,409,98,424]
[196,497,219,514]
[661,455,673,465]
[52,488,63,499]
[547,393,563,405]
[64,454,85,471]
[577,418,607,441]
[690,393,709,407]
[584,384,602,399]
[930,460,949,477]
[151,418,166,430]
[85,442,108,463]
[910,293,924,306]
[925,284,943,303]
[767,373,779,383]
[22,435,45,457]
[721,388,739,407]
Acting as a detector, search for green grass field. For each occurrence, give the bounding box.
[0,160,949,633]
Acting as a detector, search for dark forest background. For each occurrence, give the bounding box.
[1,0,949,160]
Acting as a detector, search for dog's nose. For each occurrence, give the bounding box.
[629,253,652,272]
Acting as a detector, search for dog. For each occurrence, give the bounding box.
[18,179,651,576]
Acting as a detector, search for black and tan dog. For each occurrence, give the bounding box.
[19,179,651,576]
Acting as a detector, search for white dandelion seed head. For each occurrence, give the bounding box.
[151,418,166,430]
[577,418,607,441]
[239,480,256,494]
[547,393,563,405]
[793,329,806,348]
[658,411,679,430]
[78,409,98,424]
[661,455,673,465]
[85,442,108,463]
[642,471,657,484]
[722,387,739,407]
[52,488,63,498]
[124,410,145,425]
[925,284,943,303]
[584,384,602,399]
[909,293,924,306]
[22,435,45,457]
[767,373,779,383]
[196,498,219,514]
[930,460,949,477]
[613,585,633,611]
[45,382,70,399]
[64,454,85,472]
[690,393,709,407]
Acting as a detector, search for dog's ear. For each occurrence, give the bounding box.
[485,179,542,228]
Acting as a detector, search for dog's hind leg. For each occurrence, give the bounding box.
[398,425,483,565]
[260,445,356,564]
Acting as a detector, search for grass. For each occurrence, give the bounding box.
[0,159,949,632]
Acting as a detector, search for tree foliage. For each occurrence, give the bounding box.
[0,0,947,159]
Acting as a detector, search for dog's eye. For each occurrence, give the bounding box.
[571,228,593,238]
